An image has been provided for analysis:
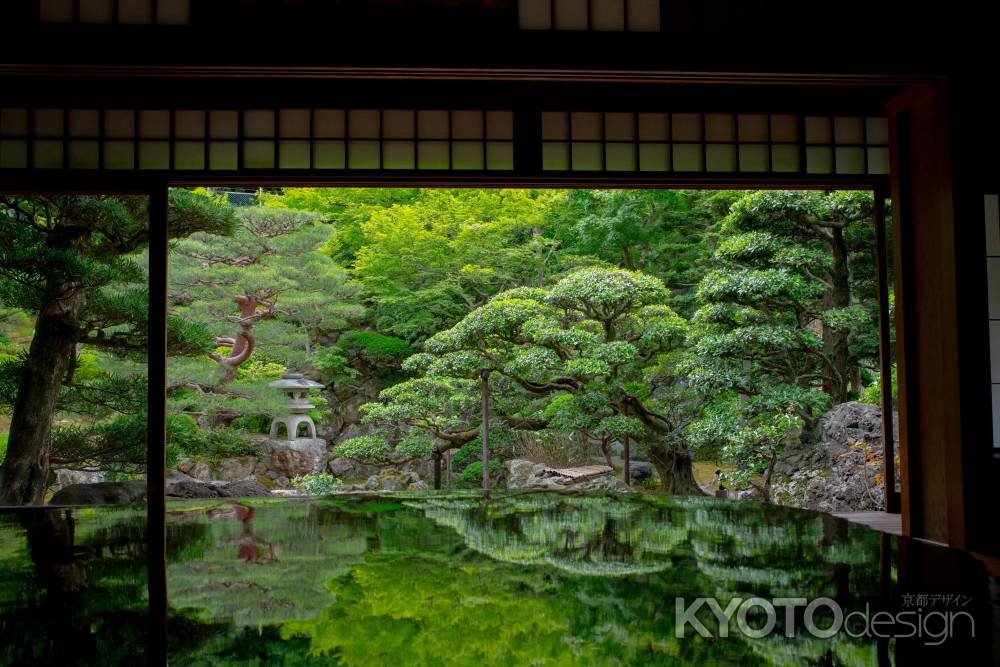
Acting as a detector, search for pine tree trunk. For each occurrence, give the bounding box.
[823,226,851,403]
[0,278,85,505]
[647,444,705,495]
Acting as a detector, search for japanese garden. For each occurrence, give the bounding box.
[0,188,904,665]
[0,187,896,507]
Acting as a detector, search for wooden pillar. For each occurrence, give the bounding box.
[888,83,965,546]
[623,435,631,486]
[481,369,491,498]
[433,449,442,491]
[147,182,168,666]
[873,189,899,513]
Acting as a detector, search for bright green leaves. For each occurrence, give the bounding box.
[333,435,393,464]
[689,189,878,494]
[697,268,825,304]
[546,267,668,318]
[592,341,637,365]
[337,331,412,364]
[427,298,555,352]
[290,188,569,342]
[821,304,871,332]
[502,347,562,382]
[593,414,645,440]
[563,357,611,378]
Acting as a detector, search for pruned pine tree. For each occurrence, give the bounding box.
[338,267,704,494]
[0,191,236,504]
[167,205,363,424]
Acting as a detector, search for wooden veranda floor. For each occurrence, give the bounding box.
[831,511,902,535]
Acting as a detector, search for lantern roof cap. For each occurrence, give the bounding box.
[268,371,324,390]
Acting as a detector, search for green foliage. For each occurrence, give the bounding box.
[280,189,570,342]
[0,432,7,465]
[314,331,412,389]
[167,203,363,420]
[343,266,700,490]
[337,331,412,364]
[200,428,259,458]
[593,414,645,440]
[0,192,237,484]
[456,459,502,487]
[333,435,393,464]
[553,190,726,316]
[0,351,25,413]
[859,364,897,406]
[720,411,803,493]
[165,416,259,460]
[688,190,878,493]
[50,413,149,475]
[228,414,272,434]
[166,412,201,448]
[234,358,287,381]
[449,439,480,470]
[291,473,343,495]
[312,346,358,386]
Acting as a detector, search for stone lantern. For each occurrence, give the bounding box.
[268,372,324,440]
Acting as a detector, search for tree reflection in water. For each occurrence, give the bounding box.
[1,494,992,666]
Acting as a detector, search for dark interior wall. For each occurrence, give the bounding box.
[0,0,995,74]
[1,0,998,556]
[948,71,1000,557]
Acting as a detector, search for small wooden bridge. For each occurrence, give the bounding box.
[542,465,613,479]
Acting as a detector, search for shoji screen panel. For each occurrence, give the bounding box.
[0,107,515,172]
[540,111,890,176]
[39,0,191,24]
[518,0,660,31]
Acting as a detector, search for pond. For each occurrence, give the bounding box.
[0,493,995,665]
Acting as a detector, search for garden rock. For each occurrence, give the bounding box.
[380,477,402,492]
[771,401,899,512]
[215,457,257,482]
[166,472,222,498]
[188,461,212,481]
[628,461,656,482]
[52,469,105,491]
[328,457,380,480]
[178,457,257,483]
[360,470,424,491]
[50,481,147,505]
[775,402,895,477]
[506,460,546,488]
[256,437,328,479]
[219,480,272,497]
[164,473,273,498]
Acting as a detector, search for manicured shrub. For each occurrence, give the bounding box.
[166,413,260,459]
[457,460,502,487]
[229,414,271,434]
[291,473,343,495]
[339,331,412,364]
